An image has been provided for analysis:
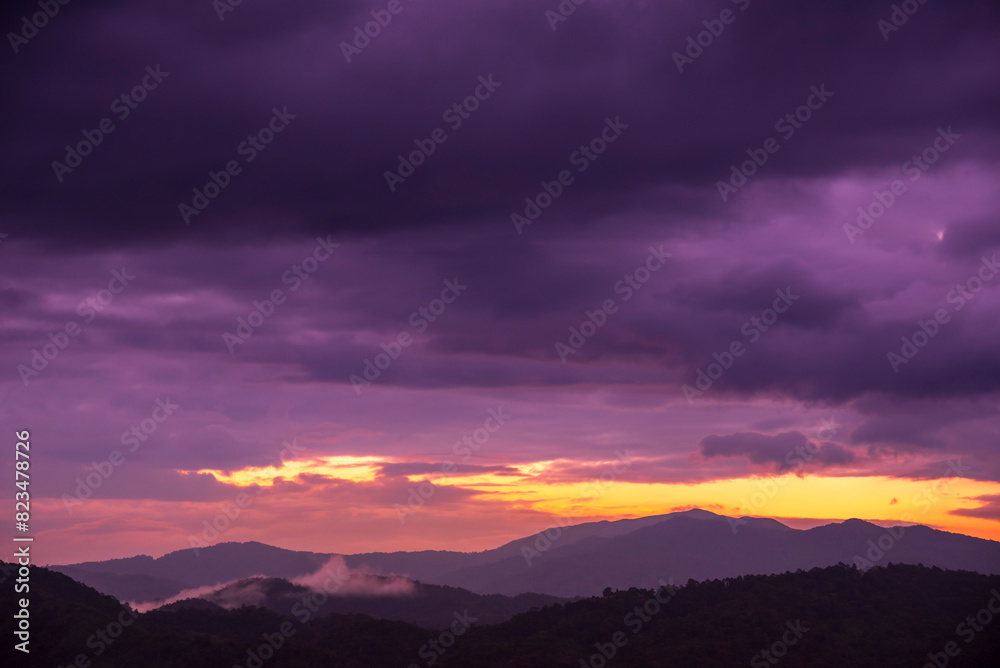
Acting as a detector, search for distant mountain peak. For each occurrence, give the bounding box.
[669,508,722,519]
[838,518,883,528]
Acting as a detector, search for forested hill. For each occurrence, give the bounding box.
[2,561,999,667]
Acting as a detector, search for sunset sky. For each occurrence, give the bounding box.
[1,0,999,566]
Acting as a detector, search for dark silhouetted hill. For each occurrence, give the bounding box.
[6,560,1000,667]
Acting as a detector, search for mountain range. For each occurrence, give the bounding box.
[52,508,1000,602]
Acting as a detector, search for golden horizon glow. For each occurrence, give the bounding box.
[183,457,1000,543]
[404,472,1000,543]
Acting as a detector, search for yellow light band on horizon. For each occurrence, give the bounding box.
[184,458,1000,542]
[192,455,386,486]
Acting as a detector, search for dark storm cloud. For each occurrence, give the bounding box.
[699,430,856,472]
[1,0,998,248]
[815,442,857,466]
[699,430,801,464]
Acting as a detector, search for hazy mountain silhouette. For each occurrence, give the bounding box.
[436,513,1000,596]
[54,540,332,601]
[150,575,561,628]
[52,509,1000,600]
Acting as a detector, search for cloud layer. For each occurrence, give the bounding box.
[1,0,999,563]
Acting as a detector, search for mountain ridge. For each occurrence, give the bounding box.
[51,508,1000,600]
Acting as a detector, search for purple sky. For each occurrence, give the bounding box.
[1,0,999,564]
